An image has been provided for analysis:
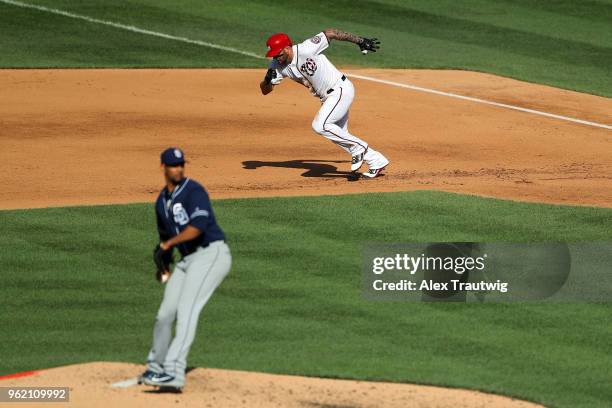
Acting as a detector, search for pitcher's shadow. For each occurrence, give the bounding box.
[242,159,359,180]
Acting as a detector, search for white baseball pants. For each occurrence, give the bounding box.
[312,79,367,156]
[312,79,388,169]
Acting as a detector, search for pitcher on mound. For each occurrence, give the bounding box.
[260,30,389,178]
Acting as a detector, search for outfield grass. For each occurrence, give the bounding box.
[0,0,610,96]
[1,191,611,407]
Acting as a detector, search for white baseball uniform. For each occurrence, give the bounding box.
[269,32,388,169]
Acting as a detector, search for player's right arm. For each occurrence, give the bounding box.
[156,205,173,266]
[260,60,283,95]
[260,71,275,95]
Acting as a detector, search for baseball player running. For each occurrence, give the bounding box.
[139,147,232,392]
[260,29,389,178]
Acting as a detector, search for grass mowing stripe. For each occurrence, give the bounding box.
[258,0,610,68]
[0,0,266,60]
[0,2,260,67]
[1,191,611,407]
[377,0,611,46]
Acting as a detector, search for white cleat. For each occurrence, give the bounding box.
[362,166,387,178]
[362,158,390,179]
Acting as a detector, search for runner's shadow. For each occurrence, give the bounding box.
[143,387,182,394]
[243,159,359,180]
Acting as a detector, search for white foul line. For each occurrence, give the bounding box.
[347,73,611,130]
[2,0,610,131]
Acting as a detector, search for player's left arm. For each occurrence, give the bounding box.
[323,29,380,53]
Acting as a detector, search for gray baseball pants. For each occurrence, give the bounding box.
[146,240,231,385]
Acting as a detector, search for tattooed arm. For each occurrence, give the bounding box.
[323,28,363,45]
[323,29,380,53]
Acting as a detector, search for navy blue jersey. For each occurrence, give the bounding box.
[155,177,225,258]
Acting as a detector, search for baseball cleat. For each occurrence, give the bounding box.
[142,372,184,390]
[137,369,159,384]
[362,166,387,178]
[350,148,368,171]
[362,157,390,178]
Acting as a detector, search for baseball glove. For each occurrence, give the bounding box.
[153,245,173,283]
[359,37,380,53]
[264,69,282,85]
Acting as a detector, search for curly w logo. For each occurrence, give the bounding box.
[299,58,317,76]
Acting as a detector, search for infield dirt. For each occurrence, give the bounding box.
[0,68,610,210]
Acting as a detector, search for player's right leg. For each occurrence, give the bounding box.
[144,264,186,376]
[159,241,232,387]
[312,83,368,163]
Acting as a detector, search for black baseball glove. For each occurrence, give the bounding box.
[264,68,277,85]
[153,245,173,283]
[359,37,380,53]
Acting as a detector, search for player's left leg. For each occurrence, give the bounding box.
[362,146,390,178]
[160,241,232,387]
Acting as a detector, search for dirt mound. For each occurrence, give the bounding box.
[0,362,542,407]
[0,68,610,210]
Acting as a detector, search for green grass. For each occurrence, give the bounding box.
[0,0,610,95]
[1,191,611,407]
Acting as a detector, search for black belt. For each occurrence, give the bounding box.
[326,75,346,94]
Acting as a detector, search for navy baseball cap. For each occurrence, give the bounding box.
[160,147,186,166]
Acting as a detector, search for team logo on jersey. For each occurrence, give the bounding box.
[310,35,321,44]
[299,57,317,76]
[172,203,189,226]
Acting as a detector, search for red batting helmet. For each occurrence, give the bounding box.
[266,33,292,57]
